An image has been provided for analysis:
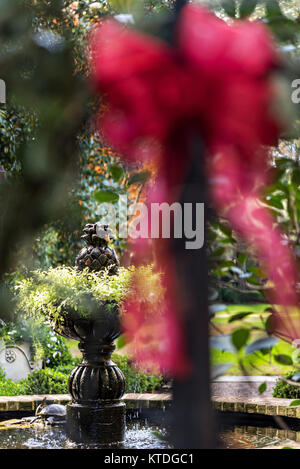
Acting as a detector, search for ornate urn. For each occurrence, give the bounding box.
[52,223,126,445]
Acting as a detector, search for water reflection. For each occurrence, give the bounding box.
[0,421,170,450]
[1,418,300,449]
[219,424,300,449]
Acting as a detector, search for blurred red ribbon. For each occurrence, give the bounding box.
[91,4,299,375]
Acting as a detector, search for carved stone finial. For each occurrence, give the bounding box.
[75,223,119,274]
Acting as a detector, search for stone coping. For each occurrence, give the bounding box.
[0,393,171,412]
[213,396,300,419]
[0,393,299,419]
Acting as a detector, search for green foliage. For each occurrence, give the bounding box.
[0,319,73,367]
[273,372,300,399]
[258,382,267,394]
[0,379,25,397]
[0,366,6,381]
[231,328,250,351]
[15,265,134,322]
[22,368,68,395]
[112,354,163,393]
[0,0,89,325]
[14,264,162,326]
[36,330,73,368]
[0,353,162,395]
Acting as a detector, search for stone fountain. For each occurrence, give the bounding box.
[51,223,126,445]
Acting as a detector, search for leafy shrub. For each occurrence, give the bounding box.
[0,352,162,396]
[54,358,81,375]
[22,369,68,395]
[273,372,300,399]
[38,332,73,368]
[0,354,162,396]
[0,319,73,368]
[0,365,6,381]
[0,379,26,396]
[112,354,163,394]
[0,366,26,396]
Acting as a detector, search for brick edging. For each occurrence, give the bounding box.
[0,393,171,412]
[0,394,299,418]
[212,396,300,418]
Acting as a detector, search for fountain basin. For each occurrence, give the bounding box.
[1,408,300,449]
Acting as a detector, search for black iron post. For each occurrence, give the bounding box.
[168,0,216,447]
[171,135,216,448]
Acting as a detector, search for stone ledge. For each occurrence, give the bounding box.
[0,393,299,418]
[0,393,171,412]
[212,396,300,418]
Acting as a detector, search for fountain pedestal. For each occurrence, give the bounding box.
[51,223,126,445]
[66,341,125,445]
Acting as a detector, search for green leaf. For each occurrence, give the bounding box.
[239,0,257,18]
[267,197,284,210]
[237,253,247,265]
[231,328,249,351]
[221,0,236,17]
[265,315,274,334]
[258,382,266,394]
[219,224,232,237]
[274,354,293,366]
[109,164,123,182]
[116,334,127,349]
[128,170,150,185]
[94,190,119,203]
[228,312,253,323]
[211,247,226,258]
[289,400,300,407]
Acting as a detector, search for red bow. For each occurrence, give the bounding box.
[91,4,299,375]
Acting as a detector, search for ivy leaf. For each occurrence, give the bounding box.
[289,400,300,407]
[274,354,293,366]
[94,190,119,203]
[239,0,257,18]
[228,312,253,323]
[109,164,123,182]
[128,170,150,185]
[258,382,267,394]
[231,328,249,351]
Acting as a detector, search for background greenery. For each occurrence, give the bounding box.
[0,0,299,389]
[0,353,163,396]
